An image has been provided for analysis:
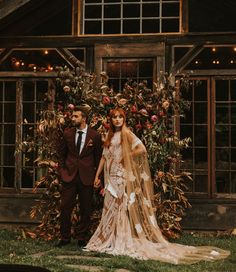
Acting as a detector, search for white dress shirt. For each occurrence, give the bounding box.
[75,125,88,154]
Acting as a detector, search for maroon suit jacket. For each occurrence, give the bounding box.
[57,127,102,185]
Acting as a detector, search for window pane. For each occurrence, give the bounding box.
[216,80,229,101]
[194,103,207,124]
[231,103,236,124]
[180,125,192,142]
[1,167,15,187]
[215,148,229,170]
[231,126,236,147]
[195,148,207,169]
[180,104,192,124]
[230,172,236,193]
[23,103,34,123]
[162,18,179,32]
[162,3,179,17]
[123,20,140,33]
[21,168,34,188]
[5,82,16,101]
[230,80,236,101]
[194,175,208,193]
[123,4,140,18]
[85,21,101,34]
[3,124,15,144]
[181,148,193,169]
[107,62,120,77]
[121,62,137,78]
[215,125,229,146]
[194,125,207,146]
[109,78,120,91]
[142,19,159,33]
[104,20,120,34]
[85,5,102,18]
[194,80,207,101]
[23,81,35,101]
[36,81,48,101]
[216,171,230,193]
[142,4,159,17]
[104,4,120,18]
[216,103,229,124]
[4,103,16,122]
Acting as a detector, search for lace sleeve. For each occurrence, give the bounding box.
[128,131,142,150]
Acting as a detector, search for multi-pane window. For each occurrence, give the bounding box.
[0,81,16,188]
[0,79,50,190]
[180,78,236,196]
[83,0,180,34]
[215,79,236,194]
[180,79,209,194]
[104,58,154,91]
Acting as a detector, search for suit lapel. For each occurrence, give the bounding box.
[70,128,77,151]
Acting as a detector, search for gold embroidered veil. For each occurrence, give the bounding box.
[121,125,230,264]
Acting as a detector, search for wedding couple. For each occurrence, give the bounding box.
[56,106,230,264]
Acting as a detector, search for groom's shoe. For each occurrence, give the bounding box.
[77,240,86,249]
[56,239,71,247]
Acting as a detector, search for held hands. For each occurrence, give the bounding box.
[94,177,101,189]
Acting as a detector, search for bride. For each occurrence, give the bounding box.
[84,107,230,264]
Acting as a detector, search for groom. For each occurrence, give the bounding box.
[56,106,102,248]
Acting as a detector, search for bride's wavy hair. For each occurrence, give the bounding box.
[103,108,126,147]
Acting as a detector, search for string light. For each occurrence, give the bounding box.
[212,47,216,52]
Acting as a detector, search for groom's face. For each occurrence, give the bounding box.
[71,110,85,127]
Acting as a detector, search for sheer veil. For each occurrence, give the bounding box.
[121,125,230,264]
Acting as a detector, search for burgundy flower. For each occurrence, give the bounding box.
[131,105,137,113]
[102,96,111,105]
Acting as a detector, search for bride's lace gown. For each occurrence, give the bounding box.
[85,131,229,264]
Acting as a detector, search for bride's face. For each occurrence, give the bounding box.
[111,112,124,128]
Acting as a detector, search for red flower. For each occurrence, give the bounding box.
[131,105,137,113]
[102,96,111,105]
[135,123,142,130]
[103,122,110,129]
[151,115,158,122]
[159,111,165,117]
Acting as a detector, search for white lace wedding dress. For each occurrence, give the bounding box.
[85,131,230,264]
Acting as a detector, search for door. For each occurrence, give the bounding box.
[180,77,236,198]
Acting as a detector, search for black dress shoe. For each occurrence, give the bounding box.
[77,240,86,248]
[56,239,71,247]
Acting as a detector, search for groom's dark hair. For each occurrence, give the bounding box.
[73,106,89,121]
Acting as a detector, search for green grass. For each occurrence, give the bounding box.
[0,228,235,272]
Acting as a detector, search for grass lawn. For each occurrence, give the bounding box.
[0,227,235,272]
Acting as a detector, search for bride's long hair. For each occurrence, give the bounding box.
[103,108,126,147]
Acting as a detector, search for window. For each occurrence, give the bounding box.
[0,79,51,190]
[180,78,236,196]
[180,79,209,195]
[83,0,180,34]
[104,58,154,91]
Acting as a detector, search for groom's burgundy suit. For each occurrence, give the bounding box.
[57,126,102,242]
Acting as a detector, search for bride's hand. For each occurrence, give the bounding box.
[94,177,101,189]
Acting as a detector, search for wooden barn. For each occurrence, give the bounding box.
[0,0,236,230]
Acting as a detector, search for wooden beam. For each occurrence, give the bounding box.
[1,33,236,48]
[171,44,204,74]
[0,0,31,20]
